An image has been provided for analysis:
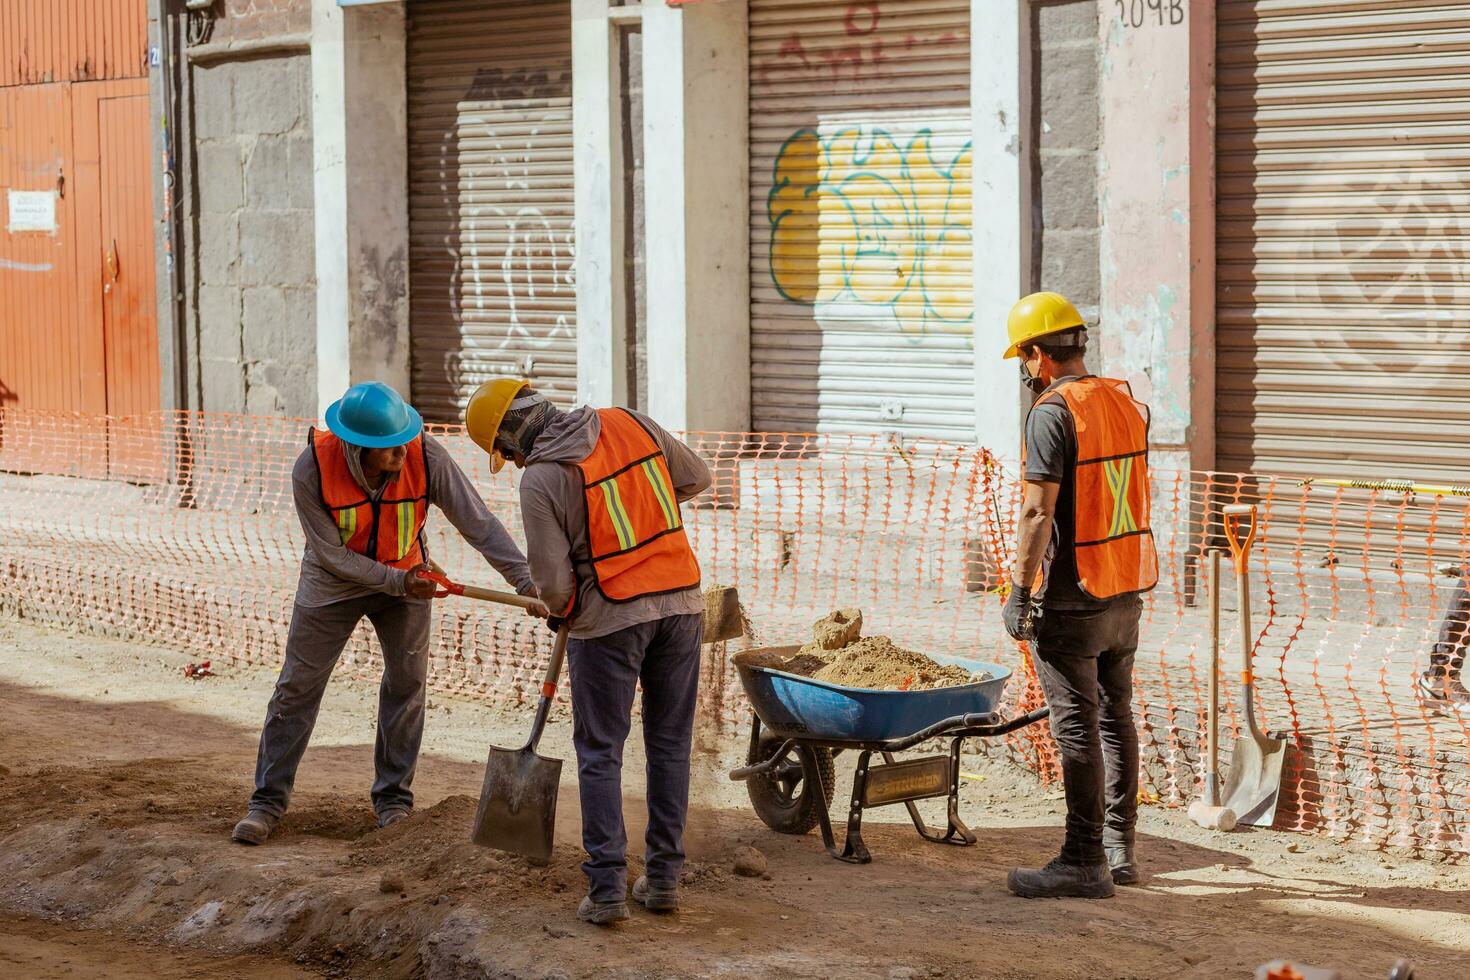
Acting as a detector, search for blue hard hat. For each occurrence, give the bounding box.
[325,382,423,448]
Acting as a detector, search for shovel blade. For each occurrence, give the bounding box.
[470,744,563,862]
[701,585,746,644]
[1221,734,1295,828]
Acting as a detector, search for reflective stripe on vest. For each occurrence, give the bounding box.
[310,429,430,571]
[576,409,702,603]
[1030,376,1159,600]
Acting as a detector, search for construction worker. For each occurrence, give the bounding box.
[232,381,545,846]
[999,292,1158,899]
[465,379,711,925]
[1419,565,1470,712]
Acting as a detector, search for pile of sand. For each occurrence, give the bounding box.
[770,609,988,691]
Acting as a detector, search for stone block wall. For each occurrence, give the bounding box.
[1033,0,1100,323]
[191,52,316,417]
[208,0,312,45]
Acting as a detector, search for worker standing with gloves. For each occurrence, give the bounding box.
[465,379,711,926]
[232,381,545,846]
[999,293,1158,899]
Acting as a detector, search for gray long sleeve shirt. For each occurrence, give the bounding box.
[518,406,712,640]
[293,433,533,607]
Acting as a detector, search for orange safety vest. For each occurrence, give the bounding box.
[309,429,430,570]
[1029,376,1158,600]
[575,409,701,606]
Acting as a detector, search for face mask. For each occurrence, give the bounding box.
[1019,358,1047,394]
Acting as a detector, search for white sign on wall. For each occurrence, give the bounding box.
[7,190,57,234]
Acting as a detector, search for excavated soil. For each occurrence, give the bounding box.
[3,617,1470,979]
[773,609,987,690]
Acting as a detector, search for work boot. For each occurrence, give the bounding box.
[231,809,279,846]
[1416,670,1470,715]
[632,875,679,912]
[577,895,630,925]
[1105,843,1140,886]
[377,806,411,829]
[1006,858,1115,899]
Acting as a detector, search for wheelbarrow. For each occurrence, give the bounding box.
[727,646,1050,864]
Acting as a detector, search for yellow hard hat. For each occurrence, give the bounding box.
[465,377,530,473]
[1004,291,1085,359]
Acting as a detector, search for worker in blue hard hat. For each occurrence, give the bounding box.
[231,381,547,846]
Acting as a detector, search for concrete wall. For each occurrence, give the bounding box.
[310,0,410,418]
[1096,0,1214,475]
[1034,0,1100,323]
[181,0,317,418]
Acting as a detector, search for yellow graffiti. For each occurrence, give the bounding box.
[768,126,972,334]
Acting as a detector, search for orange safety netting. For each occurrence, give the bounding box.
[1,409,1468,857]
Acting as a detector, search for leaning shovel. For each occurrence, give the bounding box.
[1220,504,1298,827]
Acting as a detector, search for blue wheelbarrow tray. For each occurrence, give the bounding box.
[733,645,1012,746]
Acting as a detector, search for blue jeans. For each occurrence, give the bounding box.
[567,613,703,903]
[249,594,432,818]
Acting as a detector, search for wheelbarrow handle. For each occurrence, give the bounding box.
[881,705,1051,753]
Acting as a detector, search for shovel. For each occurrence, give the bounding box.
[470,622,570,861]
[1188,549,1238,832]
[1220,504,1298,828]
[415,567,567,861]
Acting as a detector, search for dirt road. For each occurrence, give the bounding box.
[1,617,1466,979]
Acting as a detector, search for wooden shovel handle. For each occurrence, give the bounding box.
[416,567,544,612]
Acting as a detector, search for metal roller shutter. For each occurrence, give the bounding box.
[407,0,576,423]
[1216,1,1470,484]
[749,0,974,442]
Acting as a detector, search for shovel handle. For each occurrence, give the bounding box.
[1207,549,1221,793]
[416,567,544,612]
[524,625,571,753]
[1222,504,1257,568]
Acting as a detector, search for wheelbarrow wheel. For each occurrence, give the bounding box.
[746,737,835,835]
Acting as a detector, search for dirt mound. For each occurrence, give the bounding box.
[771,610,987,691]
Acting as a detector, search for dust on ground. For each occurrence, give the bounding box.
[1,616,1468,979]
[769,608,986,690]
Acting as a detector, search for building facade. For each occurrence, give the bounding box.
[5,0,1467,485]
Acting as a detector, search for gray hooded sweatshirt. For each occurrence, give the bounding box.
[518,406,712,640]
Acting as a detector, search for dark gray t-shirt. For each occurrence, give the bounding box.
[1023,376,1110,611]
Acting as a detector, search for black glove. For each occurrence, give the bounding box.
[546,616,568,635]
[1002,582,1041,642]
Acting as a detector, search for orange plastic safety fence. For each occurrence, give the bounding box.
[2,409,1468,857]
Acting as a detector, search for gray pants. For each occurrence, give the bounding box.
[1033,596,1143,865]
[566,613,703,903]
[249,593,432,818]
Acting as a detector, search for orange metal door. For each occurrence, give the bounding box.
[97,89,159,419]
[0,83,100,415]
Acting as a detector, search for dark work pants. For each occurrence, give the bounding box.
[566,613,703,904]
[249,593,432,818]
[1032,596,1143,866]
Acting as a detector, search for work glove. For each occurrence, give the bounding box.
[1002,582,1041,643]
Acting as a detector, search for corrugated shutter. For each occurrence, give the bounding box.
[749,0,974,442]
[407,0,576,423]
[1216,1,1470,484]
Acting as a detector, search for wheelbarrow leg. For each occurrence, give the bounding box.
[886,740,976,846]
[806,745,871,864]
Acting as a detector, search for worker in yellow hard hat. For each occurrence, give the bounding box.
[1000,292,1159,899]
[466,378,712,925]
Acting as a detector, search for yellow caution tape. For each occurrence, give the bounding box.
[1302,477,1470,498]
